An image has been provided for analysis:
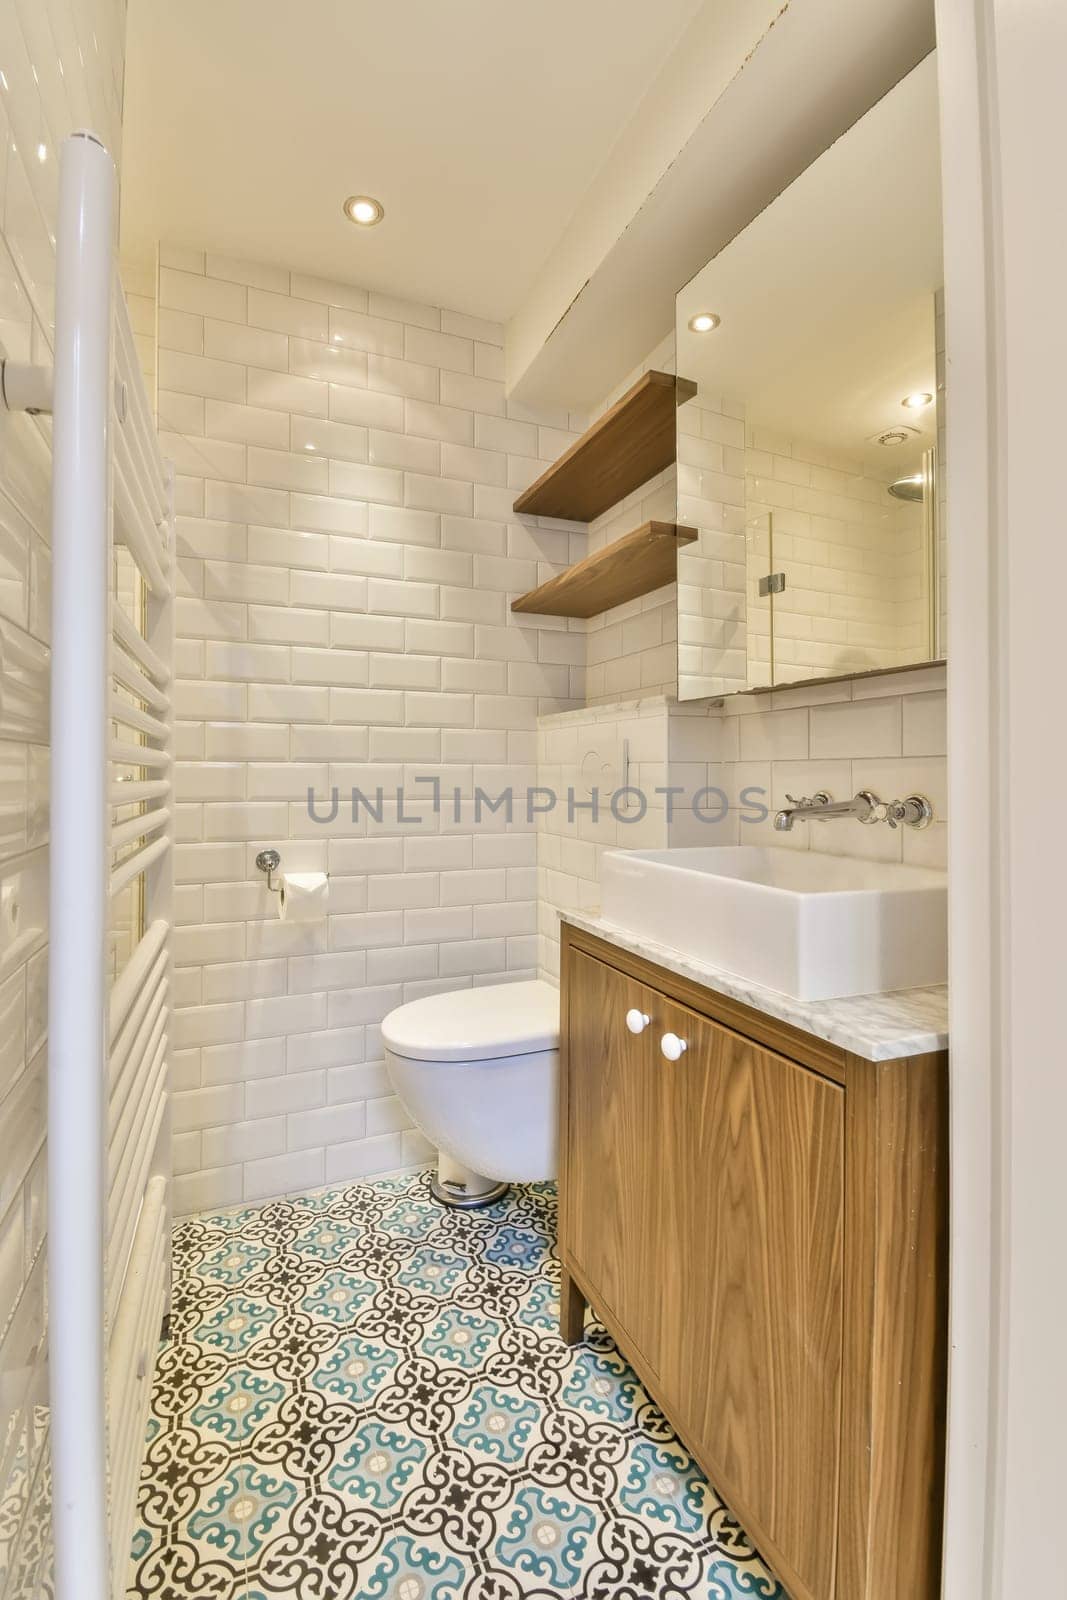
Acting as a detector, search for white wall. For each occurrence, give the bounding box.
[744,431,928,684]
[934,1,1067,1594]
[506,0,786,394]
[676,386,748,699]
[669,667,947,868]
[978,1,1067,1582]
[0,2,126,1593]
[507,1,936,412]
[536,696,675,979]
[535,666,947,980]
[155,250,588,1213]
[679,401,934,698]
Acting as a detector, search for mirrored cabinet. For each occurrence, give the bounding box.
[676,57,945,700]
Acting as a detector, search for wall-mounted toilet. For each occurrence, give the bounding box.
[382,979,560,1207]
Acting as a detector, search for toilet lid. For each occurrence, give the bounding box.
[381,979,560,1062]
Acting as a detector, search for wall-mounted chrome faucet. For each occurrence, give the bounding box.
[773,790,933,832]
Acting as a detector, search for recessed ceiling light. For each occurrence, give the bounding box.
[902,391,933,410]
[343,194,384,227]
[688,312,721,333]
[36,142,47,163]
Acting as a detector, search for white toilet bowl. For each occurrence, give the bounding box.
[382,979,560,1207]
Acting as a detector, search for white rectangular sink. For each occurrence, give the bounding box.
[599,846,947,1002]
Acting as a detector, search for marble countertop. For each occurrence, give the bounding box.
[560,910,949,1062]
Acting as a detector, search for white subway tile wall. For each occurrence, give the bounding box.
[0,1,126,1591]
[536,697,673,980]
[671,667,948,869]
[158,251,587,1214]
[676,387,749,700]
[744,429,929,684]
[677,314,942,698]
[536,669,948,980]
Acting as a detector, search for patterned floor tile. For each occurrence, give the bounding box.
[358,1531,468,1600]
[190,1369,292,1449]
[187,1461,298,1565]
[492,1482,599,1591]
[128,1172,787,1600]
[190,1297,281,1360]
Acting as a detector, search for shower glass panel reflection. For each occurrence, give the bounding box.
[749,446,940,688]
[745,511,773,688]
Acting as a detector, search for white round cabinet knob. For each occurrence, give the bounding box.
[660,1032,688,1061]
[625,1009,650,1035]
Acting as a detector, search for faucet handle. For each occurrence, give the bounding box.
[887,794,933,829]
[854,790,882,825]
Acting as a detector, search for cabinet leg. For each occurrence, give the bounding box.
[560,1267,587,1344]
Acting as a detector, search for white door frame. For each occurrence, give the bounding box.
[937,0,1067,1592]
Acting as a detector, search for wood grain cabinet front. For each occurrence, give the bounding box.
[561,949,669,1377]
[657,994,845,1600]
[558,923,948,1600]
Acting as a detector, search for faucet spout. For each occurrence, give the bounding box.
[772,790,876,830]
[772,788,932,833]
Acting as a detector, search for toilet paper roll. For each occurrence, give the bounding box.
[278,871,329,922]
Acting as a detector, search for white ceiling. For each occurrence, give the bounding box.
[676,57,942,474]
[120,0,703,322]
[510,0,937,409]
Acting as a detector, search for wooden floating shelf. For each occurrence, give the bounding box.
[513,369,697,523]
[511,521,697,620]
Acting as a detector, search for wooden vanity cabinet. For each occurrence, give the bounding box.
[563,951,669,1374]
[559,922,948,1600]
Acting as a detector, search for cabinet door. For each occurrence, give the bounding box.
[659,999,844,1600]
[563,950,667,1375]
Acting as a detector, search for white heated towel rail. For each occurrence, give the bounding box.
[44,132,174,1600]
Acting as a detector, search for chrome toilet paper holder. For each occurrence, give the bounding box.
[255,848,282,895]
